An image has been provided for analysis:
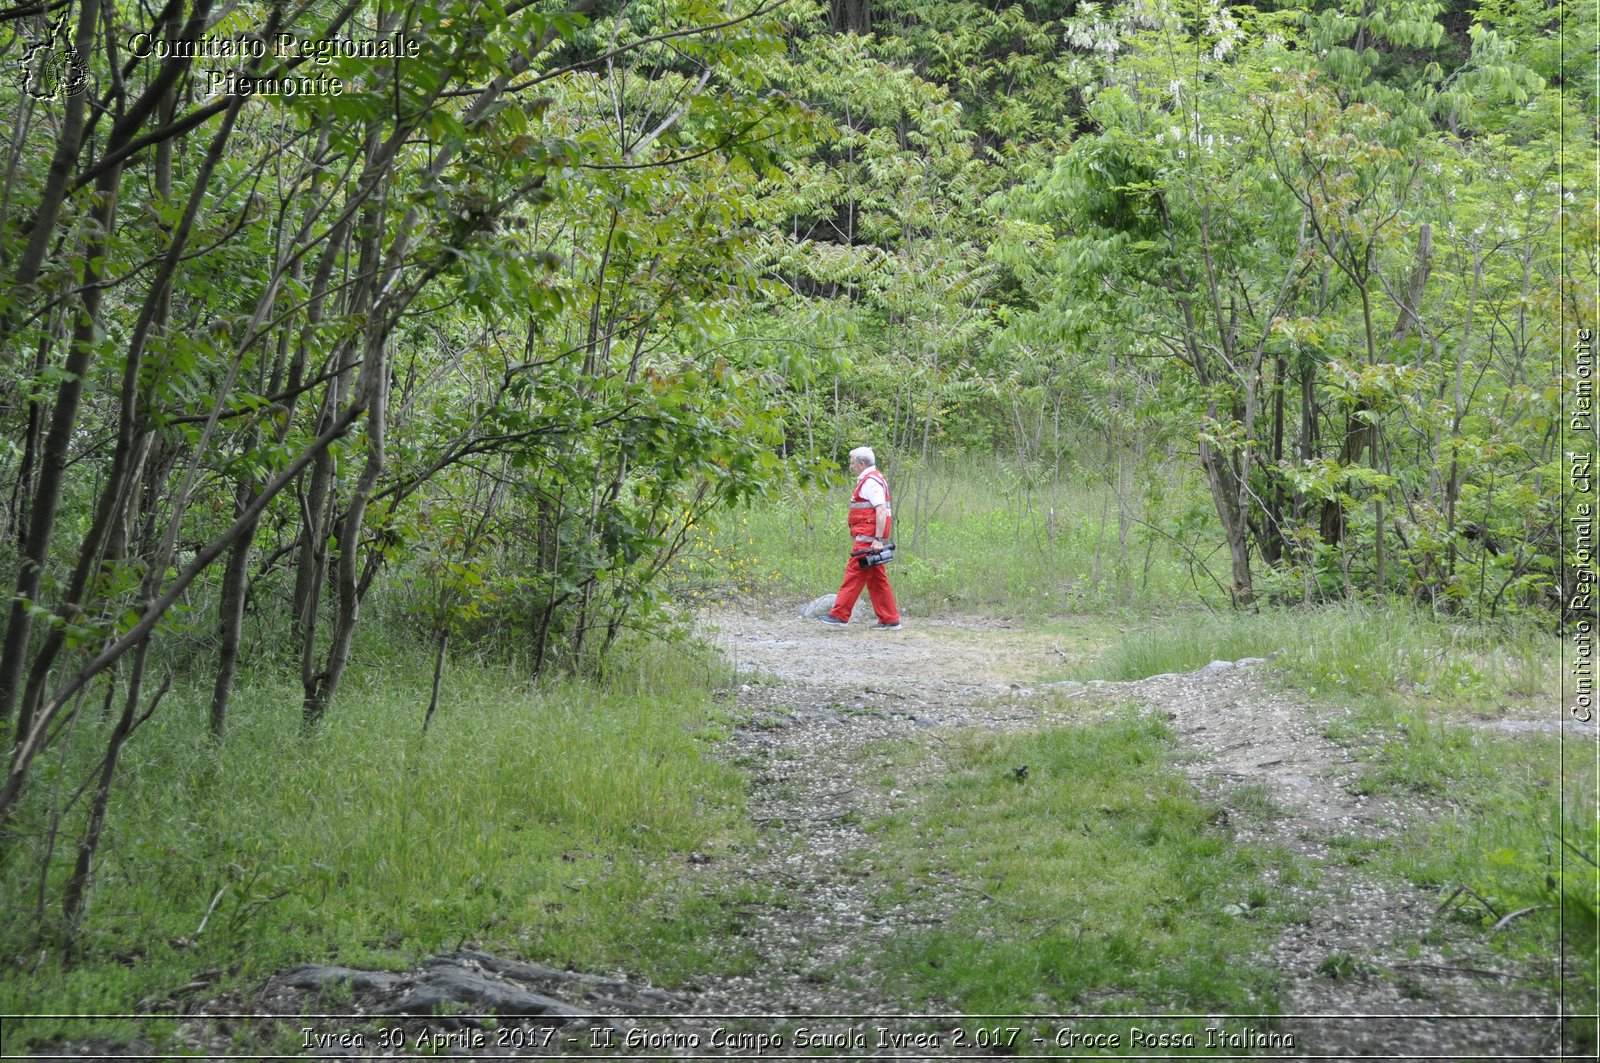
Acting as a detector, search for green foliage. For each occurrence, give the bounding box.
[0,0,1588,1030]
[0,0,833,989]
[979,0,1585,613]
[0,632,749,1047]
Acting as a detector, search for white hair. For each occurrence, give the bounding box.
[849,446,876,466]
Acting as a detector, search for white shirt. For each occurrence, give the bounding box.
[856,466,888,509]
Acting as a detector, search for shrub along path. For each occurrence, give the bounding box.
[681,604,1576,1057]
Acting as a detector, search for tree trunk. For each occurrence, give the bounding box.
[62,642,166,939]
[304,329,389,726]
[0,164,120,738]
[1263,349,1286,565]
[0,0,100,378]
[1199,436,1254,605]
[209,510,252,744]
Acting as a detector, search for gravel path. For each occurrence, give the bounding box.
[682,604,1583,1059]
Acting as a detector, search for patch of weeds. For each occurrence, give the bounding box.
[1277,901,1317,926]
[1417,925,1450,947]
[1315,952,1376,981]
[1275,853,1318,889]
[1436,889,1503,927]
[1351,723,1597,1001]
[1319,711,1364,745]
[1228,783,1284,823]
[1327,834,1394,868]
[856,708,1295,1017]
[1067,602,1558,712]
[1345,773,1381,798]
[1061,613,1282,681]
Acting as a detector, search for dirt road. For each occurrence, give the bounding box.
[688,604,1579,1058]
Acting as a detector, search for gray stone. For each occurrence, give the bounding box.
[797,704,842,723]
[376,961,591,1020]
[1485,719,1597,734]
[447,950,586,985]
[798,594,837,618]
[1197,659,1236,675]
[277,965,404,993]
[585,994,639,1012]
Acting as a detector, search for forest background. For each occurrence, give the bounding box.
[0,0,1594,1048]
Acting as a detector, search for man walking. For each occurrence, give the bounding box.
[820,446,902,629]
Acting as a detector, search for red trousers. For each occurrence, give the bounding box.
[829,545,899,624]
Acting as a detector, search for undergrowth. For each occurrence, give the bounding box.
[1328,698,1597,1003]
[1067,601,1555,705]
[0,630,750,1050]
[670,454,1206,614]
[1066,602,1589,1004]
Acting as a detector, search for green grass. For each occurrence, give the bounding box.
[1057,600,1587,1002]
[4,455,1584,1052]
[0,630,754,1050]
[1326,696,1597,993]
[1065,599,1556,705]
[856,709,1295,1046]
[670,454,1207,615]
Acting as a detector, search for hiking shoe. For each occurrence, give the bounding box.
[818,615,848,626]
[875,621,902,630]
